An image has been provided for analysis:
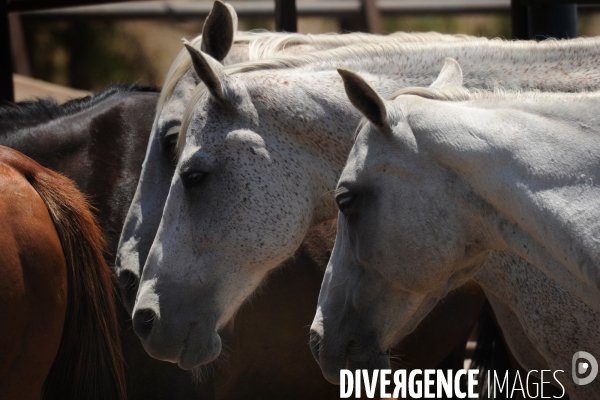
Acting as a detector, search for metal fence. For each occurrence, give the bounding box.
[3,0,600,101]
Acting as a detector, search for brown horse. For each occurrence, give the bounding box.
[0,146,126,400]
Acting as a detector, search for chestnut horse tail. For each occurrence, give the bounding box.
[30,169,127,400]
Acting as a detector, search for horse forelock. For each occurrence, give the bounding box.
[157,30,283,112]
[157,35,204,113]
[177,74,241,157]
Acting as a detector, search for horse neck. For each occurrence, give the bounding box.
[2,92,156,256]
[0,114,91,178]
[234,37,600,223]
[0,94,130,187]
[407,95,600,308]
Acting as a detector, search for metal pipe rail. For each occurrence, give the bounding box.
[7,0,145,12]
[19,0,600,21]
[19,0,515,21]
[5,0,600,102]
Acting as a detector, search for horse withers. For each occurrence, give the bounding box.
[0,146,125,400]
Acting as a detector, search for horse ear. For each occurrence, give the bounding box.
[338,68,387,130]
[429,58,463,88]
[200,1,238,62]
[183,40,229,106]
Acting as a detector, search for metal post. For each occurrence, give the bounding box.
[274,0,296,32]
[362,0,383,34]
[528,4,577,39]
[340,0,383,33]
[9,13,31,76]
[0,1,14,102]
[511,0,529,39]
[515,0,579,40]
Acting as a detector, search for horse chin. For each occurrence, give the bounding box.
[320,346,391,385]
[177,332,222,370]
[347,349,392,374]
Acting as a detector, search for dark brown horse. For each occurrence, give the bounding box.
[0,145,125,400]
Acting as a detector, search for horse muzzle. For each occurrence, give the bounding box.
[132,303,223,368]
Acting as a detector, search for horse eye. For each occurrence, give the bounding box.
[181,170,206,189]
[163,134,178,155]
[161,123,181,155]
[336,193,356,215]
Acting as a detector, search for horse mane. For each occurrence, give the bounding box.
[157,30,483,112]
[0,84,159,132]
[352,84,600,142]
[391,84,600,102]
[221,35,600,76]
[177,35,600,154]
[244,30,481,61]
[28,166,126,400]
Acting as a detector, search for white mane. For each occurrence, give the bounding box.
[223,36,598,76]
[391,84,600,102]
[245,30,482,60]
[368,85,600,144]
[178,36,600,154]
[157,30,484,111]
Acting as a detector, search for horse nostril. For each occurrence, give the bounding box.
[118,270,139,300]
[309,330,321,363]
[133,308,157,340]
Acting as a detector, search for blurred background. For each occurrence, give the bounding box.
[8,0,600,91]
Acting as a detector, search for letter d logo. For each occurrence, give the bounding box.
[572,351,598,385]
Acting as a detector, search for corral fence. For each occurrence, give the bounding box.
[3,0,600,102]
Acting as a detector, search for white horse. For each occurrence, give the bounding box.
[131,35,600,371]
[310,62,600,398]
[114,0,480,311]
